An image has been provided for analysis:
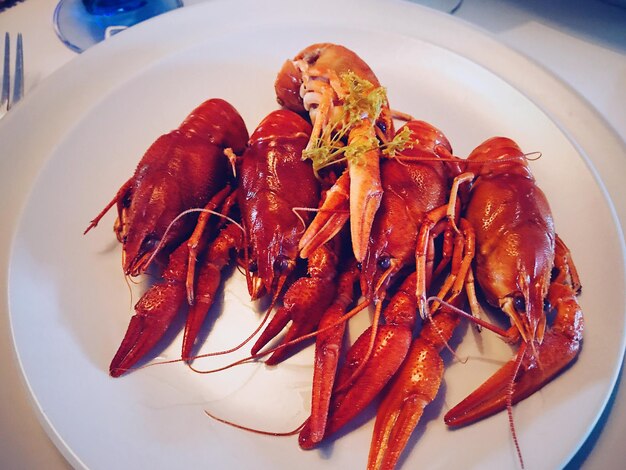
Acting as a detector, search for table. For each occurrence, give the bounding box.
[1,0,624,468]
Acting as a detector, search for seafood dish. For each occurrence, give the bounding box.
[86,43,584,470]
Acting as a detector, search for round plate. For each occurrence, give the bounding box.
[3,0,625,469]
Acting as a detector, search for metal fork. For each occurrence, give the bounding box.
[1,32,24,119]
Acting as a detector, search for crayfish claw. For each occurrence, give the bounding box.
[445,261,583,427]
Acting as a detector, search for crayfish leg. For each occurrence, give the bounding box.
[251,243,339,365]
[185,185,233,305]
[299,171,350,259]
[182,222,242,361]
[414,205,452,318]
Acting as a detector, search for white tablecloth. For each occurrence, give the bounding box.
[1,0,624,468]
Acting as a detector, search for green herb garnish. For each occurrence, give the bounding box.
[302,72,412,176]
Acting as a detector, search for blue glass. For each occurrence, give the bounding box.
[82,1,148,16]
[54,0,183,53]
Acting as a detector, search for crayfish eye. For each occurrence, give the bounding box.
[513,295,526,313]
[274,256,291,273]
[543,298,552,312]
[248,260,258,273]
[544,298,557,325]
[141,234,159,252]
[378,255,391,270]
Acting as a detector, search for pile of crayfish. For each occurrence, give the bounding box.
[86,43,584,469]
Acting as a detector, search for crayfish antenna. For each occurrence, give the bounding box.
[333,293,385,394]
[186,296,372,375]
[183,278,285,369]
[205,410,307,437]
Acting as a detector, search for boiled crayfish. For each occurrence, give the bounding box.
[86,98,249,375]
[275,43,399,263]
[86,98,248,277]
[299,119,465,449]
[444,137,584,431]
[236,109,341,363]
[87,44,585,470]
[367,137,584,469]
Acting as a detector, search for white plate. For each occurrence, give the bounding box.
[2,0,625,469]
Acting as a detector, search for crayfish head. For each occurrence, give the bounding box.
[279,43,394,149]
[119,174,191,277]
[245,250,296,302]
[121,231,161,277]
[501,270,550,346]
[359,245,400,302]
[119,131,232,277]
[119,204,172,277]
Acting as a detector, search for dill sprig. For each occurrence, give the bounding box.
[341,71,387,125]
[381,126,413,157]
[302,72,393,175]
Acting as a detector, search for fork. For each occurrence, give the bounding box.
[1,32,23,119]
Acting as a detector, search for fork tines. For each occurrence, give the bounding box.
[1,32,23,118]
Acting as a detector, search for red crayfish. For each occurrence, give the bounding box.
[86,43,585,470]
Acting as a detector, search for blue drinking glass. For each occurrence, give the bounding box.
[54,0,183,53]
[83,1,149,15]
